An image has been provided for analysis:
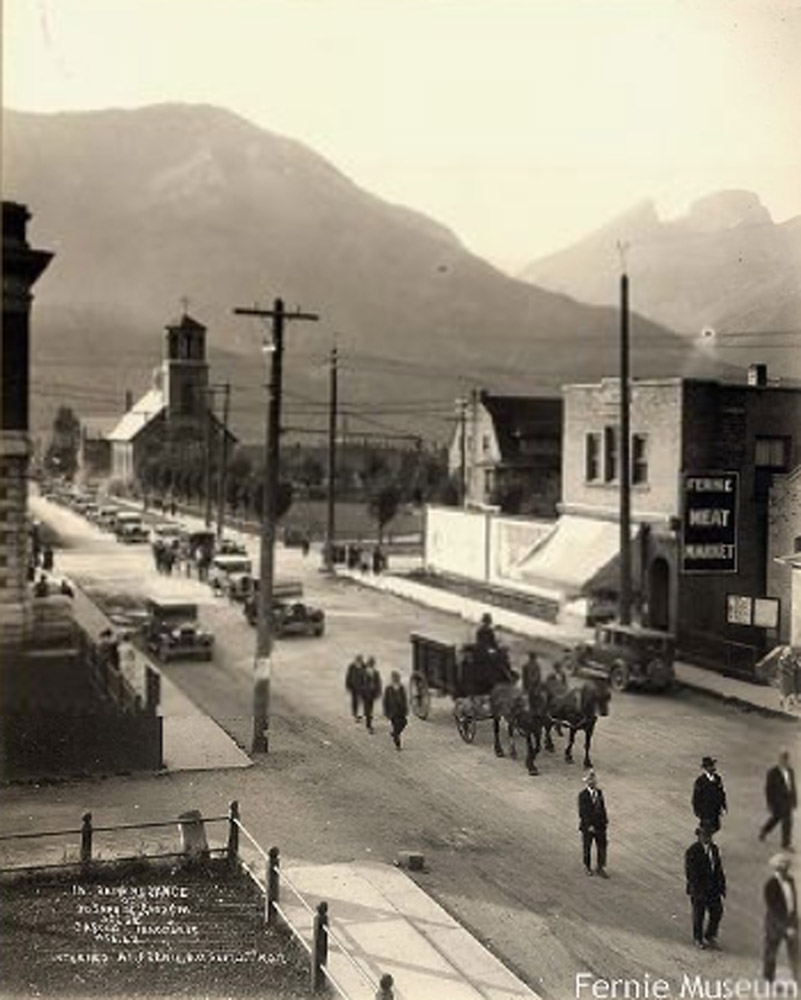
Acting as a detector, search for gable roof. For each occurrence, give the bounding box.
[480,393,562,464]
[107,388,165,443]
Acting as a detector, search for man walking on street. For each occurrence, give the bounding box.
[761,751,797,850]
[578,769,609,877]
[345,654,366,722]
[360,657,382,734]
[383,671,408,751]
[692,756,727,833]
[685,824,727,949]
[763,852,798,984]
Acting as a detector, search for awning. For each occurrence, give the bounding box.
[515,515,634,597]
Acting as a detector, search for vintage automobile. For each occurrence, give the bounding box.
[217,537,248,556]
[142,600,214,663]
[572,622,676,693]
[117,521,150,544]
[208,554,254,600]
[150,521,182,545]
[244,595,325,637]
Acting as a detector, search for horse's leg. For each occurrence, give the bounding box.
[565,725,576,763]
[492,715,505,757]
[583,718,596,769]
[544,720,555,753]
[507,719,518,759]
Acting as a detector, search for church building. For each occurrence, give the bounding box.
[107,312,235,485]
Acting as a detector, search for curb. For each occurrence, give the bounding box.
[677,677,800,723]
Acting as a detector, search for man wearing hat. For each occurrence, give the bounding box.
[692,756,728,833]
[760,750,797,850]
[475,612,498,653]
[578,769,609,877]
[685,824,727,949]
[763,852,798,983]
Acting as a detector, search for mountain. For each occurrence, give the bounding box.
[518,192,801,379]
[3,104,733,442]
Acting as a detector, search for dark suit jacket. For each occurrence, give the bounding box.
[578,788,608,833]
[685,841,726,900]
[766,766,797,815]
[692,773,727,821]
[382,685,408,720]
[764,874,798,939]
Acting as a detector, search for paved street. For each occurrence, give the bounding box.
[9,495,799,998]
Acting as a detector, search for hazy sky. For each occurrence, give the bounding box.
[4,0,800,268]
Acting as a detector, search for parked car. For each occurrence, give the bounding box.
[572,622,676,692]
[208,554,253,600]
[217,537,247,556]
[142,600,214,663]
[117,522,150,544]
[150,521,182,545]
[244,594,325,637]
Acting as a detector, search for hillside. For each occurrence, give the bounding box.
[518,192,801,379]
[3,104,732,441]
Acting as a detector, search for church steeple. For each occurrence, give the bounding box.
[162,310,209,418]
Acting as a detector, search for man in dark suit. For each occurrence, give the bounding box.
[763,853,798,983]
[382,671,409,751]
[578,769,609,877]
[685,824,727,949]
[761,751,797,850]
[692,756,728,833]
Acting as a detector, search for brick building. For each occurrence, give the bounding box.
[1,202,52,645]
[560,373,801,666]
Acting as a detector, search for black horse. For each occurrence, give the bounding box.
[543,678,611,767]
[489,680,551,775]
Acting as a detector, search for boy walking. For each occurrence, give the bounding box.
[345,654,366,722]
[360,657,382,733]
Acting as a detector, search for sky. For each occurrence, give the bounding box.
[4,0,801,269]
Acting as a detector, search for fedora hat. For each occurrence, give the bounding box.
[769,852,792,870]
[701,756,717,768]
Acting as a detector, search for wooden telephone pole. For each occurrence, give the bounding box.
[324,344,338,572]
[233,298,318,753]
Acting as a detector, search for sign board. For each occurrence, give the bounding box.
[681,472,738,574]
[725,594,781,630]
[753,598,780,630]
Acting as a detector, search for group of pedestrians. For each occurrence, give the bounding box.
[345,654,408,749]
[680,751,798,983]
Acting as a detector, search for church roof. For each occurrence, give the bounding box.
[166,312,206,332]
[107,388,165,443]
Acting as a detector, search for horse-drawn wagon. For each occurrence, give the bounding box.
[409,632,515,742]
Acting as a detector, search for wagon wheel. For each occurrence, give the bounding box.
[454,702,477,743]
[410,673,431,720]
[609,662,629,693]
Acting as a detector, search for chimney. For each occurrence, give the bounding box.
[747,363,767,387]
[125,389,134,411]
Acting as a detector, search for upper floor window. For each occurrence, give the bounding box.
[755,436,790,471]
[604,426,619,483]
[632,433,649,485]
[585,432,601,482]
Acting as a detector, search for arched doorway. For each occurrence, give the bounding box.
[648,557,671,631]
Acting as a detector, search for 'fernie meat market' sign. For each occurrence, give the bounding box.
[681,472,739,574]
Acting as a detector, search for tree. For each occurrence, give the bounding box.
[368,483,401,543]
[45,406,81,480]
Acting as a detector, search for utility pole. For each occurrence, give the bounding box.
[324,343,338,572]
[618,242,633,625]
[456,396,468,506]
[203,390,215,527]
[233,298,319,754]
[215,382,231,541]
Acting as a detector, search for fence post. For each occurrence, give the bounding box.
[227,801,239,866]
[311,900,329,993]
[80,812,93,867]
[266,847,280,926]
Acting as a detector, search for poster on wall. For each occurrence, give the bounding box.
[681,471,739,574]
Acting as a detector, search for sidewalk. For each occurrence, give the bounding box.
[336,565,800,722]
[235,842,542,1000]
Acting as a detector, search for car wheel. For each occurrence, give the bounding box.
[314,625,325,637]
[609,663,629,692]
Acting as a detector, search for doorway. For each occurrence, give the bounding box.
[648,557,671,631]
